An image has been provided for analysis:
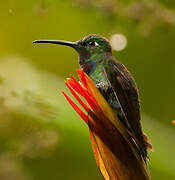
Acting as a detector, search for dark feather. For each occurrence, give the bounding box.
[103,57,148,162]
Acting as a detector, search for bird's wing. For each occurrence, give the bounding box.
[104,58,148,161]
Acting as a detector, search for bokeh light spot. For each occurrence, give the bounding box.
[110,34,128,51]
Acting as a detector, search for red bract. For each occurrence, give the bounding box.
[62,69,150,180]
[62,70,100,124]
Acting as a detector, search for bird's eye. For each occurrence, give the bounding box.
[94,42,98,46]
[88,41,95,46]
[88,41,98,46]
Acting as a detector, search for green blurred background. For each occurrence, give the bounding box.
[0,0,175,179]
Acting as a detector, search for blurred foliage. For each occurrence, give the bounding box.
[0,0,175,179]
[73,0,175,36]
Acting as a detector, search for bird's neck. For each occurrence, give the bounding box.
[80,53,103,74]
[80,53,112,87]
[88,58,110,88]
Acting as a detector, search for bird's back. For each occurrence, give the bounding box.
[94,57,151,162]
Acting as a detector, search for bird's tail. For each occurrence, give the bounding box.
[143,132,154,152]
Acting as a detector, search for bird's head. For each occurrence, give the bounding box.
[33,34,112,74]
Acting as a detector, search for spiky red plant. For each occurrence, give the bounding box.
[62,69,150,180]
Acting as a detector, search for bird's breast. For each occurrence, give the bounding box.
[89,66,109,91]
[80,60,96,75]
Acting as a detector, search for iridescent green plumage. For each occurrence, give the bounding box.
[33,34,152,162]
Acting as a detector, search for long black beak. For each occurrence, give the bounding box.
[33,40,78,50]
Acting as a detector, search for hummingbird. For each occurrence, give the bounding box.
[33,34,152,162]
